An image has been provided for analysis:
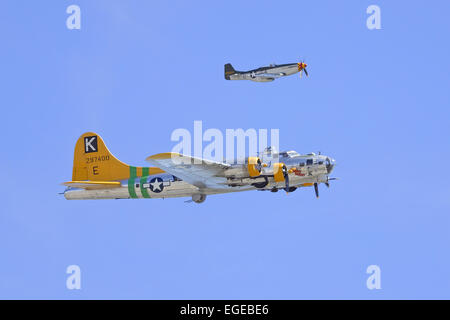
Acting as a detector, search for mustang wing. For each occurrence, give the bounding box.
[253,72,285,79]
[146,153,230,189]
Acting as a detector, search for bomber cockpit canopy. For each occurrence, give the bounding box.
[259,148,300,159]
[260,146,278,155]
[279,150,300,158]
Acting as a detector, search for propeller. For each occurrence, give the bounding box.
[255,158,263,172]
[297,61,309,78]
[314,182,319,198]
[283,165,290,193]
[313,176,338,198]
[324,177,338,190]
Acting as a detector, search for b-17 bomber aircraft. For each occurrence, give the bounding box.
[224,61,308,82]
[62,133,337,203]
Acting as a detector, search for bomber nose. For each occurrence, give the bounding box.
[326,157,336,174]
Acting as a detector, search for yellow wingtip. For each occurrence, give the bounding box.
[146,152,181,160]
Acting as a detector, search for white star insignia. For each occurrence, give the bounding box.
[150,179,162,191]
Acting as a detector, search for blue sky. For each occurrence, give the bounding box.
[0,0,449,299]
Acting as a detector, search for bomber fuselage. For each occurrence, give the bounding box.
[64,151,336,200]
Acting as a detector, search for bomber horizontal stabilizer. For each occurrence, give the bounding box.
[62,181,122,190]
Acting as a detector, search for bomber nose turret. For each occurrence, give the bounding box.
[326,157,336,174]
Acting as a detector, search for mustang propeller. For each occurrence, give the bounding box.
[297,61,309,78]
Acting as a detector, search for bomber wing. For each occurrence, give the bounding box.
[145,153,231,189]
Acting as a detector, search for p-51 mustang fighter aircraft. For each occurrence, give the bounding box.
[62,133,336,203]
[224,61,308,82]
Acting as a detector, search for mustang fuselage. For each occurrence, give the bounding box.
[225,63,300,82]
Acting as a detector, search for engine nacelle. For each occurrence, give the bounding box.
[273,163,287,182]
[247,157,262,177]
[224,157,264,179]
[192,194,206,204]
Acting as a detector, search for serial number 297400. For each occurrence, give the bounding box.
[85,155,110,164]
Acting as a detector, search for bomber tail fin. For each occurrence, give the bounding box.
[224,63,237,80]
[71,132,164,181]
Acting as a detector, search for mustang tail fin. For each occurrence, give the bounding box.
[71,132,164,181]
[224,63,236,80]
